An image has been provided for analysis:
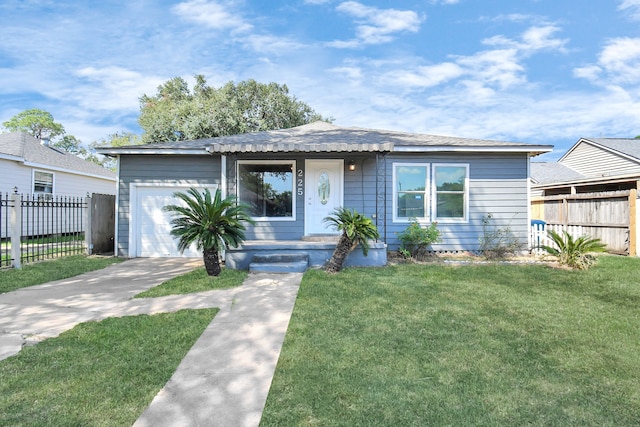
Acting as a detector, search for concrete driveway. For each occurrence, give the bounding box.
[0,257,302,427]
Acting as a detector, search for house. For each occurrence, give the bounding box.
[0,132,116,197]
[530,137,640,255]
[98,122,552,268]
[531,138,640,196]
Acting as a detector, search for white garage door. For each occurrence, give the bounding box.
[134,186,202,258]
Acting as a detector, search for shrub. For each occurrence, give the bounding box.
[397,220,441,260]
[479,213,525,259]
[542,230,607,270]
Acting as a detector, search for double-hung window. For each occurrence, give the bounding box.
[393,162,468,222]
[33,170,54,195]
[433,164,468,220]
[394,163,429,221]
[238,161,295,220]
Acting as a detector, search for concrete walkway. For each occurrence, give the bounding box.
[0,258,303,426]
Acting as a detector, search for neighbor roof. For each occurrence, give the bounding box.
[530,162,585,185]
[97,122,553,156]
[0,132,116,179]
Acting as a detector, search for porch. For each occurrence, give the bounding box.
[225,238,388,272]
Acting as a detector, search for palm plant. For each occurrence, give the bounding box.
[542,229,607,270]
[323,207,380,273]
[163,188,255,276]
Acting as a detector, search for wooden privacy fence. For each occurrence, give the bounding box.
[1,193,115,269]
[530,189,636,255]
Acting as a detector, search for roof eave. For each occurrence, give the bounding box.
[206,142,395,154]
[531,171,640,189]
[22,161,116,181]
[0,153,25,162]
[96,148,212,156]
[393,145,553,156]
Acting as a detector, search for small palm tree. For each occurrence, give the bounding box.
[542,229,607,270]
[323,207,380,273]
[163,188,255,276]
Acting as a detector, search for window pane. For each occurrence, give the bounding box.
[436,193,464,218]
[397,192,425,218]
[396,166,427,192]
[435,166,465,191]
[34,171,53,194]
[239,164,293,217]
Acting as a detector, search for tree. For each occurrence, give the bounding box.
[163,188,255,276]
[88,132,143,170]
[2,108,65,141]
[139,75,328,143]
[323,207,380,273]
[53,135,87,156]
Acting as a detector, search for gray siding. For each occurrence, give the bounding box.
[117,155,221,256]
[562,142,640,177]
[118,151,531,256]
[383,153,530,252]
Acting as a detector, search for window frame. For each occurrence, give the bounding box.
[33,170,54,195]
[236,160,296,222]
[392,162,430,223]
[392,162,470,224]
[432,163,469,222]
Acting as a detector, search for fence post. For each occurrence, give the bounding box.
[10,194,21,269]
[630,189,637,257]
[85,195,92,255]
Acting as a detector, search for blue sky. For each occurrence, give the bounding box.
[1,0,639,160]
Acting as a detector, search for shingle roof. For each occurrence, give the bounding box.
[97,121,553,155]
[582,138,640,161]
[0,132,116,179]
[530,162,585,184]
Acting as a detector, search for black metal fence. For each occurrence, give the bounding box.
[1,193,87,269]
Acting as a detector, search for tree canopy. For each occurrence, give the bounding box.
[2,108,65,141]
[138,75,328,143]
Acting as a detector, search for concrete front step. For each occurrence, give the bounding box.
[249,253,309,274]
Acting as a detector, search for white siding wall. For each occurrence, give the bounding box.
[0,159,115,197]
[561,142,640,178]
[0,160,31,194]
[52,170,116,196]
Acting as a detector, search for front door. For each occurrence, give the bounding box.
[305,159,344,235]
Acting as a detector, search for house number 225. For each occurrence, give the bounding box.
[297,169,303,196]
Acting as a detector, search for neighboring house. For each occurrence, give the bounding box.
[98,121,551,267]
[530,137,640,255]
[0,132,116,197]
[531,138,640,196]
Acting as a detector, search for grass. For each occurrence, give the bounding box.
[135,267,248,298]
[0,308,217,426]
[261,255,640,426]
[0,255,124,294]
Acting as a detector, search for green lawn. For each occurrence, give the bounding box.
[0,308,218,426]
[135,267,247,298]
[261,256,640,426]
[0,255,124,294]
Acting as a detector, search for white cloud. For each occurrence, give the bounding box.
[483,25,567,54]
[599,37,640,83]
[172,0,253,33]
[73,66,165,112]
[329,66,364,80]
[330,1,423,47]
[575,37,640,85]
[242,34,307,54]
[388,62,464,88]
[619,0,640,20]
